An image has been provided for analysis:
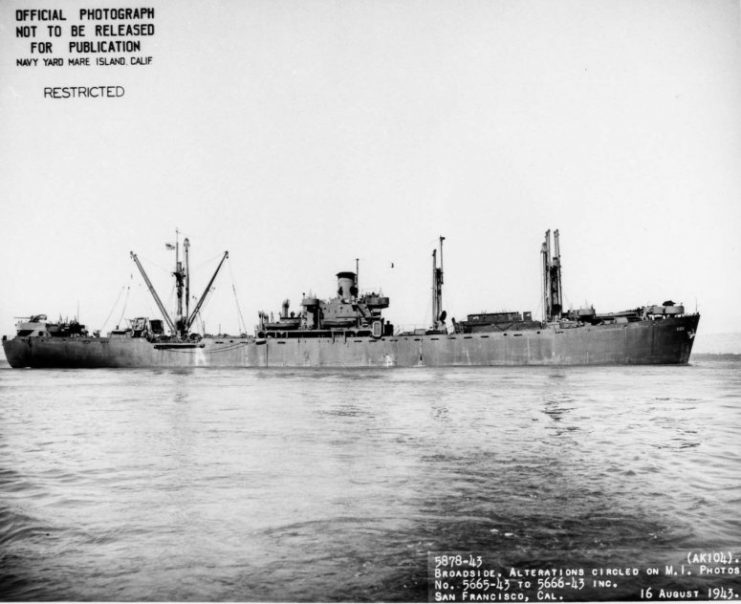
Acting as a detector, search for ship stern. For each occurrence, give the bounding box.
[2,337,33,368]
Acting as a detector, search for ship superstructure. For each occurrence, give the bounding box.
[257,264,392,340]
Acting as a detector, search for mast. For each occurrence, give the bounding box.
[432,249,437,329]
[431,236,445,330]
[172,230,187,337]
[542,230,550,322]
[130,251,177,335]
[542,229,563,322]
[184,238,190,327]
[552,229,563,319]
[186,251,229,331]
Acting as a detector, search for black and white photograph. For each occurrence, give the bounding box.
[1,0,740,601]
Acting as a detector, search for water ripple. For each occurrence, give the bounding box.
[0,361,738,600]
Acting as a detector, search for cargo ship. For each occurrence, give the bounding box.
[2,230,699,368]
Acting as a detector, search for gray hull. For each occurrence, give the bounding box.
[3,314,699,368]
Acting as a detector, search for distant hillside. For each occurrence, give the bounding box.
[692,332,741,355]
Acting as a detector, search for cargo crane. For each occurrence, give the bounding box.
[130,233,228,339]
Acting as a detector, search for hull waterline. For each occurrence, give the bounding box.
[3,313,699,369]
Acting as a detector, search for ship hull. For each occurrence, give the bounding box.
[3,314,699,368]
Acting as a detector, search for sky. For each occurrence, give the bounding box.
[1,0,740,351]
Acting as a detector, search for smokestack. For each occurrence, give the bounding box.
[336,272,356,299]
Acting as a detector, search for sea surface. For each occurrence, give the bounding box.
[0,357,740,601]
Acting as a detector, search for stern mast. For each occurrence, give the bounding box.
[553,229,563,318]
[542,229,564,322]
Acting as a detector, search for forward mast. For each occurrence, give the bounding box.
[130,231,228,339]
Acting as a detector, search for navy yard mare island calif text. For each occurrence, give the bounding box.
[14,7,155,72]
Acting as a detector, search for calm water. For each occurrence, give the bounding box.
[0,358,740,601]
